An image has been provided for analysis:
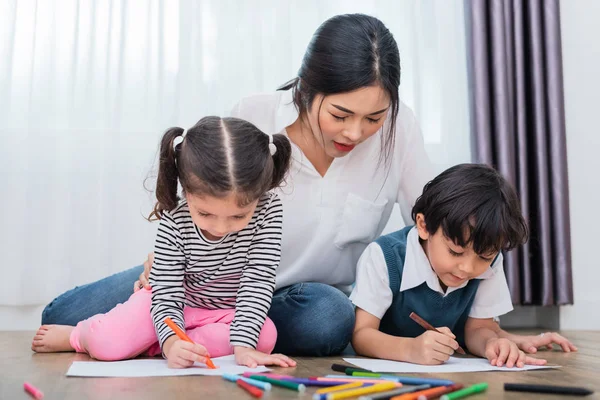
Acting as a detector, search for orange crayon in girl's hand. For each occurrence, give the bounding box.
[164,317,217,369]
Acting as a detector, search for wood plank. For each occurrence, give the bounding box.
[2,331,598,399]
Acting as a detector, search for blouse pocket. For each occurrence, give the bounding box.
[334,193,389,249]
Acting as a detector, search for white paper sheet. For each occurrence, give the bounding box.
[66,355,270,377]
[343,357,559,373]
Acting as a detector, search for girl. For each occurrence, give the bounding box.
[41,14,570,357]
[351,164,577,367]
[33,116,296,369]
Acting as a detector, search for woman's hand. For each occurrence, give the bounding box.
[233,346,296,368]
[133,252,154,292]
[513,332,577,354]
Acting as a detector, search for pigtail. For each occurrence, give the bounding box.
[269,133,292,189]
[148,127,185,221]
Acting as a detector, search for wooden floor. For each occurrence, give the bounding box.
[1,331,598,399]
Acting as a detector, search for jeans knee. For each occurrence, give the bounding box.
[41,292,71,325]
[270,283,355,356]
[40,302,55,325]
[315,294,355,355]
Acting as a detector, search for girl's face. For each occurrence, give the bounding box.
[415,214,498,291]
[186,192,258,241]
[305,85,390,158]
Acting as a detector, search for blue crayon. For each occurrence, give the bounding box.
[389,376,453,387]
[222,373,272,391]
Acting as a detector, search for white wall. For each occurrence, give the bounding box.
[559,0,600,330]
[1,1,472,330]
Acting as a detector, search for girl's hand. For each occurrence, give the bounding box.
[485,337,547,368]
[408,327,459,365]
[165,337,211,369]
[233,346,296,368]
[133,252,154,292]
[514,332,578,354]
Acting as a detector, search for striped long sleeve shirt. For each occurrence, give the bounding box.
[149,192,282,350]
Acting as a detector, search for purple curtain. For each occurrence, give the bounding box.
[465,0,573,305]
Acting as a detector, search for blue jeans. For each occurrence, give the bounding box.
[41,266,355,356]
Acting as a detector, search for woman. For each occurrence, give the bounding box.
[40,13,434,356]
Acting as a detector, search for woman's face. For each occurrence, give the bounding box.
[305,85,391,158]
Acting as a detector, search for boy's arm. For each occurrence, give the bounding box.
[353,308,458,364]
[465,317,547,368]
[352,308,416,361]
[464,317,502,357]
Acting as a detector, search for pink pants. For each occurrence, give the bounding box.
[69,288,277,361]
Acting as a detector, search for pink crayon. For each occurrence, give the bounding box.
[24,382,44,399]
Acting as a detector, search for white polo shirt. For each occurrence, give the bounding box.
[230,90,434,291]
[350,227,514,319]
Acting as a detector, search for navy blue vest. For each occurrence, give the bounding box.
[376,226,481,347]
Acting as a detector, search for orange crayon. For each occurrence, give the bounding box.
[164,317,216,369]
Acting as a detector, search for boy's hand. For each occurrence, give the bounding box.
[233,346,296,368]
[514,332,577,354]
[409,327,459,365]
[485,337,547,368]
[164,336,211,369]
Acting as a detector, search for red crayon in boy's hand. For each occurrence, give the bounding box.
[164,317,217,369]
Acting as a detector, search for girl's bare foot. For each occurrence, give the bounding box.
[31,325,75,353]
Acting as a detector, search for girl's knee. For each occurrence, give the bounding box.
[187,323,232,357]
[83,328,130,361]
[256,317,277,354]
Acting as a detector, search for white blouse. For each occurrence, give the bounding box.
[230,89,434,292]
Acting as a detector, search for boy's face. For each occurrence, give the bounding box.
[415,213,497,290]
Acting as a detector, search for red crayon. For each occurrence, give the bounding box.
[237,378,264,398]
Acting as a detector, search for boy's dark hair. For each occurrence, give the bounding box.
[149,116,292,220]
[411,163,528,255]
[278,13,400,167]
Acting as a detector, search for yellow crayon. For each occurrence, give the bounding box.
[326,382,397,400]
[316,382,364,394]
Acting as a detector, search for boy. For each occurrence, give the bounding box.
[351,164,576,367]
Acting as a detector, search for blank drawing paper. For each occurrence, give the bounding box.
[66,355,270,377]
[343,357,559,373]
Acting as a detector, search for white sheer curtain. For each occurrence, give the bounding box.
[0,0,471,306]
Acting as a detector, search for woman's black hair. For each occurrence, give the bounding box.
[149,116,292,220]
[279,13,400,166]
[411,163,529,254]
